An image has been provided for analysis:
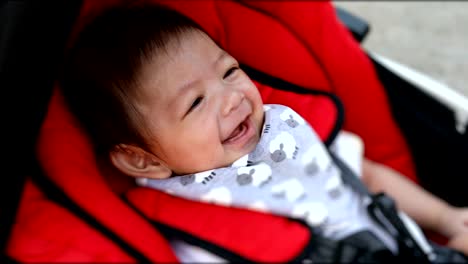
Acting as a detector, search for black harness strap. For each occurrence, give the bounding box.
[329,151,371,196]
[328,151,431,262]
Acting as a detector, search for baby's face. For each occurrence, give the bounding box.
[135,30,264,175]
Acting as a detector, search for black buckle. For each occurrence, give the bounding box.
[367,193,430,262]
[302,229,395,263]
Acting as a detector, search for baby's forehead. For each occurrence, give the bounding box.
[135,29,228,100]
[151,28,212,56]
[141,29,223,74]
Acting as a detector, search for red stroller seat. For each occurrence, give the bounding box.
[6,0,428,262]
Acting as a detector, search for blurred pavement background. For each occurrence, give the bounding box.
[334,2,468,97]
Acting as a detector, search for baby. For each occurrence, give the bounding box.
[60,3,468,261]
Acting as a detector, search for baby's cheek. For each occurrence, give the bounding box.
[186,145,225,173]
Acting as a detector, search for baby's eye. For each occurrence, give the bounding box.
[187,96,203,114]
[223,66,239,79]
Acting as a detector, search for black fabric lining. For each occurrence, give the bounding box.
[1,0,82,260]
[1,255,19,264]
[28,163,153,264]
[235,0,337,92]
[241,63,345,147]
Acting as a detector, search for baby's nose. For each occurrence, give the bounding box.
[222,90,244,116]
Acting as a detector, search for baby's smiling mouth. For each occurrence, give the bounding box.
[222,116,251,145]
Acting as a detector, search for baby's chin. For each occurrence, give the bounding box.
[225,131,261,167]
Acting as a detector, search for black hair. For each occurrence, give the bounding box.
[60,4,202,158]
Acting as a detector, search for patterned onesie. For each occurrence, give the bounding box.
[137,104,398,252]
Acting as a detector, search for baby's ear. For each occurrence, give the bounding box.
[110,144,172,180]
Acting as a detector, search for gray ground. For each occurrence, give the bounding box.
[333,2,468,97]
